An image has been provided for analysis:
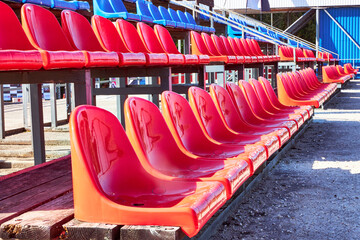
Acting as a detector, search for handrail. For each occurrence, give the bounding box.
[170,0,338,57]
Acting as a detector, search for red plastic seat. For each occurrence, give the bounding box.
[91,15,146,66]
[303,49,317,62]
[277,73,322,108]
[70,105,227,238]
[295,48,307,62]
[219,36,245,64]
[124,97,251,199]
[226,82,298,135]
[234,38,258,63]
[291,71,329,101]
[336,65,354,78]
[201,33,236,64]
[188,86,280,160]
[300,68,337,95]
[249,78,309,121]
[116,19,168,66]
[61,10,119,68]
[344,63,358,74]
[239,80,304,129]
[241,39,264,63]
[227,37,252,63]
[0,1,43,71]
[211,34,241,64]
[258,76,314,118]
[137,23,184,65]
[249,39,279,62]
[21,4,86,69]
[154,25,209,64]
[322,65,350,84]
[279,46,294,62]
[191,31,228,63]
[209,84,291,146]
[161,91,268,175]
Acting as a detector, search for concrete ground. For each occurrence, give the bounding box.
[210,80,360,239]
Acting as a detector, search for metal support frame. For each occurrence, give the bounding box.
[316,8,320,60]
[50,83,57,128]
[30,83,45,165]
[22,84,29,127]
[0,85,4,139]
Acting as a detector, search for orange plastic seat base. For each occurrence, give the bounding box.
[40,50,86,69]
[0,50,43,70]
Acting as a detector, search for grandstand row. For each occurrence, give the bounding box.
[0,0,357,239]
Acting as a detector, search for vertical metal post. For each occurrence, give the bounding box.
[50,84,57,128]
[65,83,71,120]
[116,77,127,127]
[184,32,191,84]
[316,8,320,60]
[30,84,45,165]
[0,85,5,139]
[22,84,29,128]
[271,13,273,27]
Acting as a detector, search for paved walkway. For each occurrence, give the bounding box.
[210,80,360,239]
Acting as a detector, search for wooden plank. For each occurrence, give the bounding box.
[120,225,186,240]
[0,174,72,224]
[0,192,74,240]
[62,219,120,240]
[0,157,71,202]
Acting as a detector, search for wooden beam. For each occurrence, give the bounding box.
[62,219,120,240]
[120,225,186,240]
[0,193,74,240]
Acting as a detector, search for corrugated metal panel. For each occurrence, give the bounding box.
[319,7,360,66]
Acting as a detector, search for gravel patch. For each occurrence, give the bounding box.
[210,80,360,240]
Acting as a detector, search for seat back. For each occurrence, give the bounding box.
[110,0,128,13]
[185,12,197,25]
[235,37,250,56]
[226,82,259,124]
[116,19,149,53]
[177,10,190,23]
[124,97,187,172]
[93,0,116,15]
[168,8,182,22]
[61,10,104,51]
[209,84,249,133]
[148,3,163,20]
[0,1,36,51]
[154,25,180,54]
[92,15,131,53]
[243,39,258,56]
[136,0,152,17]
[220,36,237,55]
[249,39,263,56]
[191,31,212,55]
[158,6,172,21]
[259,76,283,107]
[238,80,269,118]
[21,4,75,51]
[161,91,212,152]
[249,79,275,108]
[188,86,231,140]
[227,37,244,56]
[137,22,165,53]
[211,34,230,55]
[202,32,221,56]
[70,105,153,203]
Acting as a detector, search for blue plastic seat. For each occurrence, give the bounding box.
[199,9,210,21]
[158,6,182,29]
[135,0,153,23]
[148,3,175,27]
[93,0,141,21]
[77,1,90,10]
[22,0,52,7]
[184,12,203,32]
[176,10,195,30]
[167,8,186,29]
[52,0,77,10]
